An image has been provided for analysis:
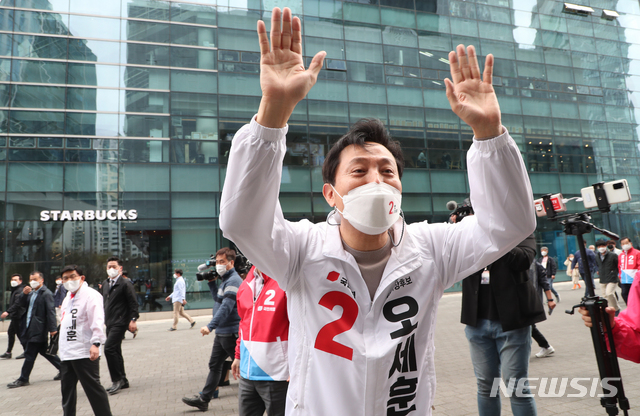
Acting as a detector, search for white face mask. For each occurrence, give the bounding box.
[107,268,119,279]
[622,244,632,251]
[10,281,19,288]
[30,280,40,289]
[64,279,81,292]
[598,247,607,254]
[56,279,62,285]
[173,274,178,279]
[216,265,228,276]
[332,182,402,236]
[541,251,548,257]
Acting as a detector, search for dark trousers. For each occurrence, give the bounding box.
[61,358,112,416]
[6,318,23,353]
[238,377,288,416]
[531,324,550,349]
[621,283,631,305]
[19,341,61,382]
[201,334,238,402]
[104,325,127,383]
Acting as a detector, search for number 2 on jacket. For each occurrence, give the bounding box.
[314,291,358,360]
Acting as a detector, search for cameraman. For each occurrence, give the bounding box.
[182,247,242,411]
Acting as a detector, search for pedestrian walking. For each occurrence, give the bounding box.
[564,254,581,290]
[59,265,112,416]
[7,271,62,388]
[101,256,139,395]
[539,246,560,302]
[595,239,620,313]
[166,269,196,331]
[1,274,26,359]
[530,261,557,358]
[618,237,640,305]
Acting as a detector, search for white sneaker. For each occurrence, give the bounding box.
[535,346,555,358]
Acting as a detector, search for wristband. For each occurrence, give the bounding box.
[93,342,100,347]
[547,299,554,302]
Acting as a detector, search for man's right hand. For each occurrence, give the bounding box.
[23,286,31,295]
[231,358,240,380]
[200,326,211,336]
[0,312,8,319]
[579,306,616,329]
[165,296,171,302]
[256,7,326,128]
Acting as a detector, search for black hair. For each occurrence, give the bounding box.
[175,269,183,276]
[620,236,631,244]
[322,119,404,186]
[61,264,84,277]
[216,248,236,263]
[30,271,43,280]
[107,256,123,267]
[595,239,608,247]
[11,273,22,281]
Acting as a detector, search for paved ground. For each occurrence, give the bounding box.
[0,280,639,415]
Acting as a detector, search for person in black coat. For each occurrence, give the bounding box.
[595,239,620,312]
[1,274,26,359]
[538,246,560,303]
[7,271,61,388]
[101,256,139,395]
[529,259,557,358]
[461,231,550,414]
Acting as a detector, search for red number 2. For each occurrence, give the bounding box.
[389,201,395,215]
[314,291,358,360]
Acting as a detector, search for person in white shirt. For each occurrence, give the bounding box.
[218,7,535,416]
[59,264,111,416]
[165,269,196,331]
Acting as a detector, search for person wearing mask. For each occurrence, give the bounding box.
[7,271,61,388]
[588,245,596,252]
[608,240,622,256]
[101,256,139,395]
[538,246,559,303]
[530,260,557,358]
[1,274,26,359]
[564,254,581,290]
[59,265,112,416]
[618,237,640,305]
[232,266,289,416]
[182,247,243,411]
[571,241,598,297]
[54,275,67,325]
[595,239,620,314]
[165,269,196,331]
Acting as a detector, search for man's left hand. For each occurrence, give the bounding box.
[129,321,137,333]
[182,300,187,306]
[50,331,57,336]
[89,345,99,361]
[445,45,502,139]
[548,300,556,311]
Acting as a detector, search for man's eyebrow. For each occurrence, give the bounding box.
[346,156,395,166]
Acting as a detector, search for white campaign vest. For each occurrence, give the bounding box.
[59,282,106,361]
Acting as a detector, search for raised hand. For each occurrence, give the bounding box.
[445,45,502,140]
[256,7,326,128]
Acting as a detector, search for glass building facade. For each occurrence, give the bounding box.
[1,0,639,311]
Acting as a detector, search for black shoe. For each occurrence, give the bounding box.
[7,379,29,388]
[168,328,176,331]
[54,372,61,381]
[218,380,230,387]
[15,353,25,360]
[190,321,196,329]
[107,379,128,395]
[182,395,208,411]
[0,352,11,359]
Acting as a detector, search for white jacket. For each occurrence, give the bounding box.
[59,282,106,362]
[220,117,536,416]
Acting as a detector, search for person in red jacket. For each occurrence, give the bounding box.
[579,275,640,363]
[231,267,289,416]
[618,237,640,305]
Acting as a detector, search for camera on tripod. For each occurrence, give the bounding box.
[534,179,630,218]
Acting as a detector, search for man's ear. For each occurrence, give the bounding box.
[322,183,335,207]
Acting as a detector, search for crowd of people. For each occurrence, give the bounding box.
[2,7,639,416]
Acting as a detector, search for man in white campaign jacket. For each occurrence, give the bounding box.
[59,265,111,416]
[219,7,535,416]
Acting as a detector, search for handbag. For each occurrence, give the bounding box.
[46,325,60,356]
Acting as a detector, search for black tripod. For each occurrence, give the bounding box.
[561,214,629,416]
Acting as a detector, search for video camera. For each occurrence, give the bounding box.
[446,198,473,223]
[195,249,253,281]
[534,179,630,218]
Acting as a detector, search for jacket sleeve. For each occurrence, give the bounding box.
[235,332,242,360]
[537,264,550,292]
[219,118,309,291]
[125,281,139,321]
[611,277,640,363]
[503,234,536,273]
[410,129,536,289]
[549,258,557,277]
[6,291,23,316]
[44,291,58,332]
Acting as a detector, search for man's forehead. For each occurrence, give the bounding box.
[107,261,119,266]
[340,143,395,164]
